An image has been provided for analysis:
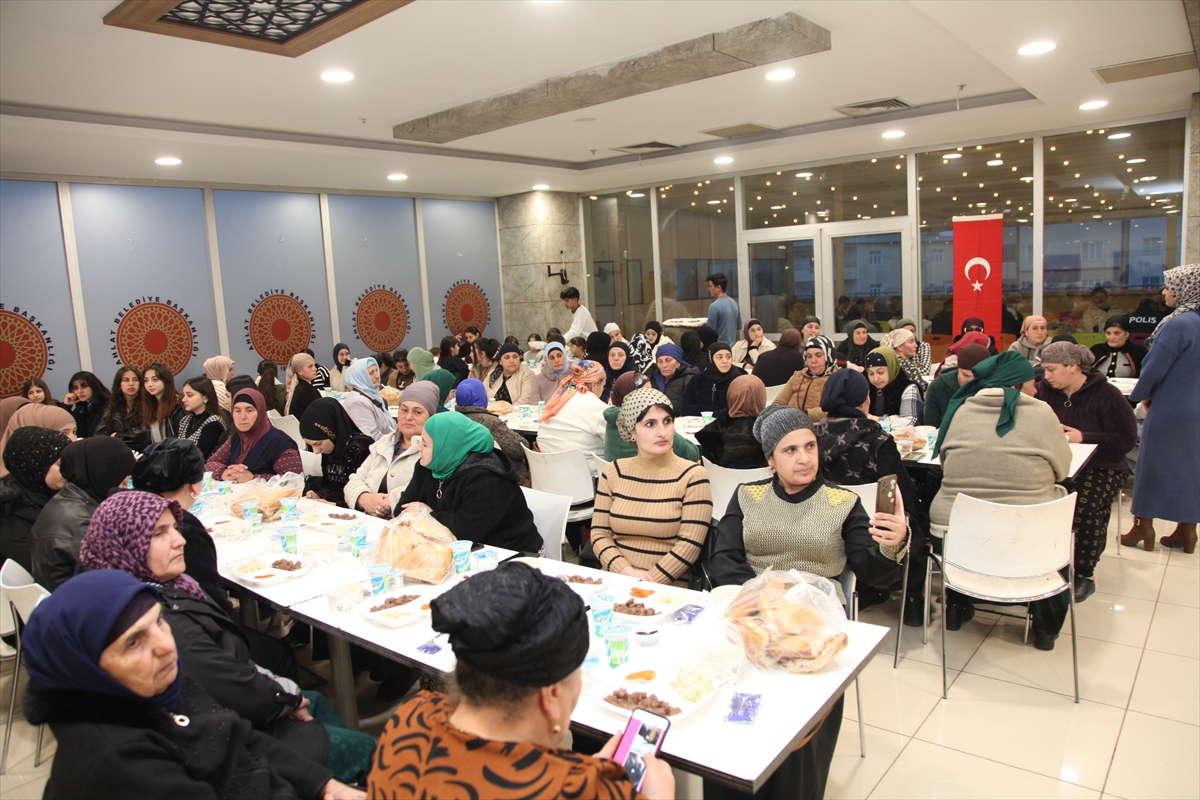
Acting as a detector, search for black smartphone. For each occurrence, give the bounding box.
[612,708,671,792]
[876,474,898,516]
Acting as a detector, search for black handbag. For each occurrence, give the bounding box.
[688,522,720,592]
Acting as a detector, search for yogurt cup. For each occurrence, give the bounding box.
[590,593,616,635]
[245,513,263,532]
[474,549,499,572]
[301,540,334,565]
[278,524,300,554]
[449,540,473,574]
[696,642,746,685]
[239,499,259,518]
[367,564,391,595]
[279,496,298,514]
[602,623,632,668]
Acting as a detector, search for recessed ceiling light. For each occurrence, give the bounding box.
[155,157,181,165]
[630,192,645,197]
[714,156,734,164]
[942,153,962,159]
[881,130,905,139]
[1079,100,1108,110]
[1108,132,1131,139]
[707,200,721,205]
[1064,198,1077,202]
[765,69,795,81]
[1093,214,1102,218]
[1017,218,1029,222]
[987,159,1003,166]
[795,172,812,177]
[1020,176,1034,182]
[1018,41,1056,55]
[387,173,407,181]
[1125,158,1146,164]
[588,195,598,200]
[1141,176,1157,181]
[320,70,354,82]
[532,184,549,190]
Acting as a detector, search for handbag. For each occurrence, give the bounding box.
[687,522,720,592]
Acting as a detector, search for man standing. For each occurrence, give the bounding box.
[705,272,741,344]
[561,286,597,341]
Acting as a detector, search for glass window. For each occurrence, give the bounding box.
[748,239,816,334]
[830,233,903,334]
[743,156,907,230]
[917,139,1034,343]
[657,179,737,321]
[1043,118,1185,337]
[583,190,654,332]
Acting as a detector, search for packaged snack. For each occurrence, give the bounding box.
[725,693,761,724]
[672,604,706,624]
[723,569,848,674]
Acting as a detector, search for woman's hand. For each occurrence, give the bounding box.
[321,779,366,800]
[288,695,313,722]
[870,490,907,548]
[401,501,431,515]
[619,566,654,582]
[596,730,622,760]
[639,753,676,800]
[1141,398,1151,411]
[1062,424,1083,444]
[63,391,77,405]
[224,464,252,483]
[357,492,392,518]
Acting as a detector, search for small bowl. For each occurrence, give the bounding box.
[633,629,660,647]
[301,540,335,565]
[710,584,741,615]
[325,582,365,613]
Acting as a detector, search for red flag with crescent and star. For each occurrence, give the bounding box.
[952,214,1004,340]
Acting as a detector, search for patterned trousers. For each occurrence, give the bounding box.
[1064,467,1127,578]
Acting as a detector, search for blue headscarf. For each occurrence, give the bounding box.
[543,342,570,380]
[652,342,689,391]
[344,357,387,412]
[22,570,183,708]
[455,378,490,409]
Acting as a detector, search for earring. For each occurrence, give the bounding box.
[191,490,200,499]
[551,724,561,734]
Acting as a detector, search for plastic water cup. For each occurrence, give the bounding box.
[279,524,300,554]
[280,496,298,514]
[590,593,616,635]
[367,564,390,595]
[581,655,601,690]
[201,471,213,492]
[240,499,259,518]
[602,623,632,668]
[474,550,499,571]
[701,411,714,425]
[389,569,405,588]
[246,513,263,532]
[450,540,473,574]
[537,401,545,416]
[348,525,369,557]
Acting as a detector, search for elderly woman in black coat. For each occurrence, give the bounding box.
[0,428,69,573]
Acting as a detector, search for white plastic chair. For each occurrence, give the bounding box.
[525,448,596,523]
[592,454,612,474]
[521,487,572,561]
[1,560,50,774]
[299,450,323,478]
[835,567,867,758]
[270,414,306,450]
[764,384,786,405]
[937,492,1080,702]
[701,458,774,521]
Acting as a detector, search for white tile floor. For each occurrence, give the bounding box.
[1,499,1197,799]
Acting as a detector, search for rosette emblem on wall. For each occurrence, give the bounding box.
[114,302,194,375]
[443,280,490,337]
[354,288,409,352]
[0,309,50,396]
[248,293,313,364]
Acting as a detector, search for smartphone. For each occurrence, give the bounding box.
[876,474,898,516]
[612,708,671,792]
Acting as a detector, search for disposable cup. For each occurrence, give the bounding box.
[450,540,473,574]
[474,550,499,571]
[280,496,298,514]
[278,524,300,554]
[897,440,913,456]
[603,623,632,668]
[590,593,616,635]
[348,525,369,557]
[696,642,746,685]
[246,513,263,532]
[701,411,714,425]
[240,499,259,518]
[302,540,334,565]
[367,564,390,595]
[201,471,213,492]
[325,582,362,613]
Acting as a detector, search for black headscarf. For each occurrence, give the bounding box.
[838,321,878,367]
[3,427,69,495]
[585,331,611,362]
[706,341,734,381]
[431,561,588,687]
[602,342,637,403]
[59,437,137,503]
[697,324,718,351]
[299,397,365,461]
[820,369,870,419]
[681,330,705,370]
[131,438,206,493]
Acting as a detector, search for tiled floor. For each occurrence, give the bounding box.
[1,500,1197,799]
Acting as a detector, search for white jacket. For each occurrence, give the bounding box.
[341,390,396,441]
[730,337,776,368]
[343,432,422,511]
[484,365,537,405]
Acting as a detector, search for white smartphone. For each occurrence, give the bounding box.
[612,708,671,792]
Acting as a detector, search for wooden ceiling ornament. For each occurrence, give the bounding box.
[103,0,412,58]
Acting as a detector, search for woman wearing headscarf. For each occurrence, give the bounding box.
[890,318,933,374]
[799,315,822,342]
[328,342,352,391]
[626,322,659,372]
[731,318,776,369]
[706,404,907,799]
[205,388,302,482]
[774,335,840,422]
[345,381,435,517]
[602,371,700,463]
[95,365,151,451]
[368,562,663,800]
[864,346,923,427]
[202,355,234,411]
[417,369,452,414]
[695,374,768,470]
[591,387,712,585]
[1090,315,1146,378]
[681,340,747,418]
[407,346,435,381]
[453,379,530,483]
[298,398,375,506]
[535,361,608,477]
[483,343,536,404]
[835,321,879,370]
[341,356,397,439]
[938,330,993,375]
[580,330,609,365]
[601,341,638,402]
[1126,263,1200,554]
[681,329,708,371]
[1008,314,1050,365]
[950,317,999,353]
[20,571,361,799]
[0,403,76,477]
[63,371,111,437]
[644,342,699,415]
[533,341,571,402]
[29,436,136,591]
[880,327,929,393]
[750,328,807,387]
[932,351,1072,647]
[924,344,990,428]
[0,428,69,573]
[0,396,30,438]
[284,351,322,421]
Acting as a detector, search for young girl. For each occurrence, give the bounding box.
[141,363,184,442]
[178,376,231,459]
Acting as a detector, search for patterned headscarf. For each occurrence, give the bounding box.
[0,403,77,477]
[79,490,207,600]
[541,360,606,423]
[616,386,673,443]
[2,427,69,495]
[804,335,837,377]
[1149,263,1200,347]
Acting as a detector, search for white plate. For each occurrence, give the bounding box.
[230,557,289,586]
[271,556,312,579]
[611,588,693,625]
[357,591,431,628]
[555,573,608,596]
[591,675,718,724]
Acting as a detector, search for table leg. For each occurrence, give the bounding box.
[327,634,360,730]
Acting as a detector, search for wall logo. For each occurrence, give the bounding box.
[0,306,54,397]
[443,280,490,337]
[354,286,410,352]
[246,291,314,364]
[112,298,198,376]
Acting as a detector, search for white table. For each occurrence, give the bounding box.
[906,441,1098,478]
[1108,377,1137,397]
[675,415,707,446]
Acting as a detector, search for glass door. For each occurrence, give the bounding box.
[825,231,904,335]
[748,239,817,335]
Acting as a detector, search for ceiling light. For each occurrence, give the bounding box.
[630,192,645,197]
[387,173,407,181]
[1108,132,1131,139]
[588,195,598,200]
[795,172,812,177]
[881,130,905,139]
[1093,214,1102,218]
[942,153,962,159]
[770,205,785,210]
[987,159,1003,166]
[1141,176,1157,181]
[1126,158,1146,164]
[532,184,549,190]
[707,200,721,205]
[1079,100,1108,110]
[1064,198,1077,202]
[765,69,795,81]
[1021,176,1034,182]
[154,157,181,165]
[1018,41,1056,55]
[714,156,734,164]
[320,70,354,82]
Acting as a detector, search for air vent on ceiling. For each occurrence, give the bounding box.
[701,122,778,138]
[1093,52,1197,84]
[612,142,681,154]
[833,98,912,117]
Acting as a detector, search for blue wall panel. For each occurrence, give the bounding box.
[422,199,502,340]
[0,180,81,397]
[327,194,423,357]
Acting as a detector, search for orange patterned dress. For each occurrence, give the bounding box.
[368,692,638,800]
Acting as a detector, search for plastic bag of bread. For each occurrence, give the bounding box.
[228,473,303,521]
[373,505,456,583]
[379,386,401,406]
[487,400,512,417]
[722,569,848,674]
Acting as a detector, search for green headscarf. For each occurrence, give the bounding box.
[408,347,435,381]
[425,369,456,412]
[935,351,1035,456]
[866,345,901,383]
[423,411,494,480]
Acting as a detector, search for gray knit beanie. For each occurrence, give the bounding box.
[753,404,815,457]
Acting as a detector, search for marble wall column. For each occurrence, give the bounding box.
[497,191,584,339]
[1188,92,1199,265]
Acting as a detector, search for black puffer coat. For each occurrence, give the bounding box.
[0,475,51,573]
[645,364,700,416]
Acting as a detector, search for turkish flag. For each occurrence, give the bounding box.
[952,214,1004,340]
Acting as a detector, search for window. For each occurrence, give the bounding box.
[929,248,945,265]
[742,156,907,229]
[656,180,737,321]
[1080,241,1104,262]
[748,240,816,334]
[582,190,654,331]
[868,249,882,267]
[1142,237,1163,255]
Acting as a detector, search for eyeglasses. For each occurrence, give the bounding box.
[966,326,984,332]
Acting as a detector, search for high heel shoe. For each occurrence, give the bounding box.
[1120,517,1156,551]
[1160,523,1198,554]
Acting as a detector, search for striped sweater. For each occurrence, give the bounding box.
[591,453,713,584]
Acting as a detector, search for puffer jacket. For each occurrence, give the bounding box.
[29,482,96,591]
[645,364,700,416]
[0,475,51,573]
[773,367,838,422]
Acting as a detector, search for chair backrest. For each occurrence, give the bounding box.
[593,454,612,474]
[298,449,323,478]
[763,384,786,405]
[944,492,1078,579]
[525,448,596,506]
[270,414,306,449]
[841,483,877,517]
[836,566,857,620]
[702,457,775,520]
[267,409,281,419]
[521,486,571,561]
[0,559,50,627]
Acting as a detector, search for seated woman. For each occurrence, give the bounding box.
[585,331,612,364]
[889,318,934,374]
[435,337,470,384]
[30,436,136,591]
[567,336,587,360]
[681,341,746,418]
[424,368,457,413]
[835,321,879,371]
[95,365,150,451]
[880,328,929,393]
[453,379,530,483]
[0,428,69,574]
[706,404,906,799]
[865,347,923,428]
[0,403,77,475]
[468,337,500,382]
[483,343,536,404]
[368,562,667,799]
[257,360,286,414]
[938,330,992,374]
[203,355,234,411]
[695,375,768,470]
[285,352,323,421]
[205,388,302,482]
[535,361,608,476]
[141,363,185,442]
[374,351,397,387]
[345,382,434,516]
[627,321,663,373]
[22,378,56,406]
[923,344,990,428]
[592,388,712,585]
[21,570,363,799]
[750,328,806,388]
[407,346,434,381]
[601,341,637,402]
[388,348,415,390]
[533,341,571,402]
[325,343,352,391]
[932,351,1072,648]
[950,317,999,354]
[1090,315,1146,379]
[774,335,840,421]
[603,372,699,463]
[299,398,375,506]
[645,343,699,415]
[731,318,776,370]
[341,357,397,439]
[800,316,822,341]
[680,330,707,371]
[1008,314,1050,365]
[79,492,376,786]
[62,371,110,438]
[177,376,230,459]
[397,412,542,553]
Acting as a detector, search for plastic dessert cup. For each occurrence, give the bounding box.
[603,623,632,668]
[450,540,473,574]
